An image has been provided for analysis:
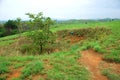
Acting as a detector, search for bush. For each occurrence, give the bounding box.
[26,12,55,54]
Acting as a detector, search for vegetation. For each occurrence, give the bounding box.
[25,12,55,54]
[4,20,18,35]
[0,61,10,74]
[21,61,44,79]
[102,68,120,80]
[0,26,6,37]
[0,12,120,80]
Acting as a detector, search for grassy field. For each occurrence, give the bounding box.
[0,20,120,80]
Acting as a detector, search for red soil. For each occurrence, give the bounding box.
[78,49,108,80]
[7,67,22,80]
[65,36,84,44]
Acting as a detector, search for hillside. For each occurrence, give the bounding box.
[0,20,120,80]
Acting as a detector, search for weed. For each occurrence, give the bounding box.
[104,50,120,63]
[19,44,35,54]
[47,64,90,80]
[21,61,44,79]
[0,20,120,80]
[46,45,90,80]
[80,45,91,51]
[11,78,22,80]
[14,63,24,69]
[6,56,36,62]
[0,62,10,74]
[0,40,16,47]
[102,68,120,80]
[0,75,7,80]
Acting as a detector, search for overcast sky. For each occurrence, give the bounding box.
[0,0,120,20]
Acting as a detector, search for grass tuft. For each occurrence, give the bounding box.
[21,61,44,79]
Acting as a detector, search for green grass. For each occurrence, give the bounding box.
[0,39,16,47]
[102,68,120,80]
[46,45,90,80]
[0,56,36,62]
[11,78,22,80]
[21,61,44,79]
[51,21,102,32]
[104,50,120,63]
[47,65,89,80]
[0,62,11,80]
[0,61,10,74]
[14,63,24,69]
[0,34,19,41]
[0,45,90,80]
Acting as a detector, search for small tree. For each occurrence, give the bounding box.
[26,12,54,54]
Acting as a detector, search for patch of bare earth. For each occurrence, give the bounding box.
[64,36,84,44]
[7,67,23,80]
[78,49,108,80]
[101,61,120,74]
[78,49,120,80]
[57,35,84,44]
[43,59,52,71]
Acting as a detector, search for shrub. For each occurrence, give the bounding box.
[26,12,55,54]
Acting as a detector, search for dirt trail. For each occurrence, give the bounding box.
[78,49,108,80]
[7,67,22,80]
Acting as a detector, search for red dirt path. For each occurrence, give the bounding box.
[78,49,108,80]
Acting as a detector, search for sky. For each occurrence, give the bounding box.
[0,0,120,20]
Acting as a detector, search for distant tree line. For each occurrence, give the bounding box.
[0,19,29,37]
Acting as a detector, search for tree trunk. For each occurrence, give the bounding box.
[40,44,43,54]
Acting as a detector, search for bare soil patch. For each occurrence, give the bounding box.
[78,49,108,80]
[43,59,52,70]
[65,36,84,44]
[57,35,84,44]
[7,67,23,80]
[101,61,120,74]
[78,49,120,80]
